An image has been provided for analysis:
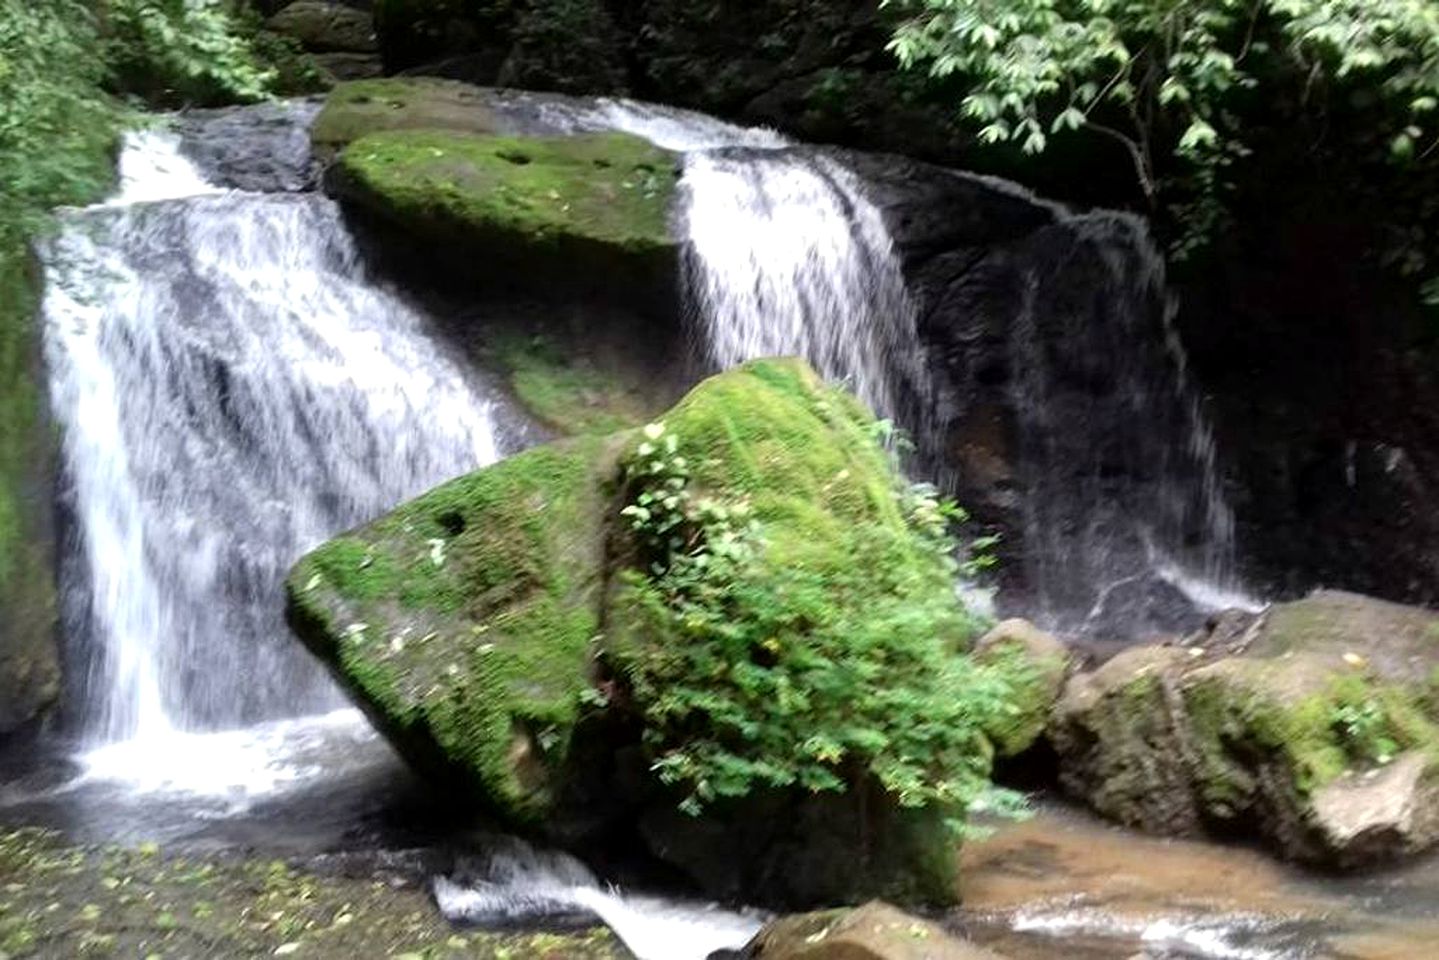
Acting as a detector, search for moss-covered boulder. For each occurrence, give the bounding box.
[1048,591,1439,866]
[287,434,625,823]
[267,1,378,53]
[310,78,503,155]
[0,246,59,735]
[972,619,1069,758]
[326,123,678,310]
[288,358,1002,908]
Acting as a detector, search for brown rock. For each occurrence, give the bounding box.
[752,901,1008,960]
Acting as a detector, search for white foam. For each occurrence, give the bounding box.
[73,709,377,810]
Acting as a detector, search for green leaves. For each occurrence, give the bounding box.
[104,0,276,105]
[884,0,1439,273]
[612,423,1020,828]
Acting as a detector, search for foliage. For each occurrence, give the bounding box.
[613,420,1021,826]
[1331,696,1400,766]
[0,0,121,242]
[884,0,1439,263]
[103,0,276,105]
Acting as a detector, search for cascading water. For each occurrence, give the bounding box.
[42,126,502,745]
[677,149,931,425]
[563,98,1249,638]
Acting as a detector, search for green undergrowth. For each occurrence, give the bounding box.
[0,828,623,959]
[333,129,677,254]
[491,334,649,436]
[607,359,1017,824]
[287,436,625,822]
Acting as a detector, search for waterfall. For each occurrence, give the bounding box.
[42,126,502,744]
[557,97,1250,638]
[432,838,764,960]
[677,149,930,425]
[998,213,1252,637]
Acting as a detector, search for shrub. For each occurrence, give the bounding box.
[611,419,1023,827]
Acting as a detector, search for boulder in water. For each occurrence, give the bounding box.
[288,358,1006,907]
[1048,590,1439,866]
[750,901,1008,959]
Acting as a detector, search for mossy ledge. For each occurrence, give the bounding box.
[326,127,679,311]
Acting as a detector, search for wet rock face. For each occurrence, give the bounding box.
[847,153,1232,644]
[177,100,325,193]
[1046,590,1439,867]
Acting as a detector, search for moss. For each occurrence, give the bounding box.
[1185,659,1439,810]
[0,828,624,959]
[287,436,625,824]
[977,640,1061,758]
[491,334,650,436]
[0,243,59,732]
[334,128,677,254]
[311,77,501,153]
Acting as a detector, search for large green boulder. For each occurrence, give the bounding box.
[0,246,58,735]
[288,358,1003,907]
[1049,590,1439,867]
[287,435,624,823]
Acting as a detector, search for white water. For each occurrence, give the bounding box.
[42,130,501,745]
[432,839,764,960]
[678,149,929,423]
[538,97,927,425]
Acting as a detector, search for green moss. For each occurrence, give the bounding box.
[311,77,502,152]
[287,436,623,824]
[0,243,59,731]
[1185,661,1439,807]
[0,828,624,959]
[492,334,649,436]
[334,128,677,255]
[977,640,1060,758]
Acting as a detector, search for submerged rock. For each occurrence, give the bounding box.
[1048,590,1439,867]
[288,358,998,908]
[751,901,1007,959]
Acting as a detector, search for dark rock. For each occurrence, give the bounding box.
[268,1,378,53]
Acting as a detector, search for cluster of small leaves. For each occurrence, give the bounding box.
[614,422,1020,827]
[1331,697,1400,766]
[104,0,276,106]
[883,0,1439,264]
